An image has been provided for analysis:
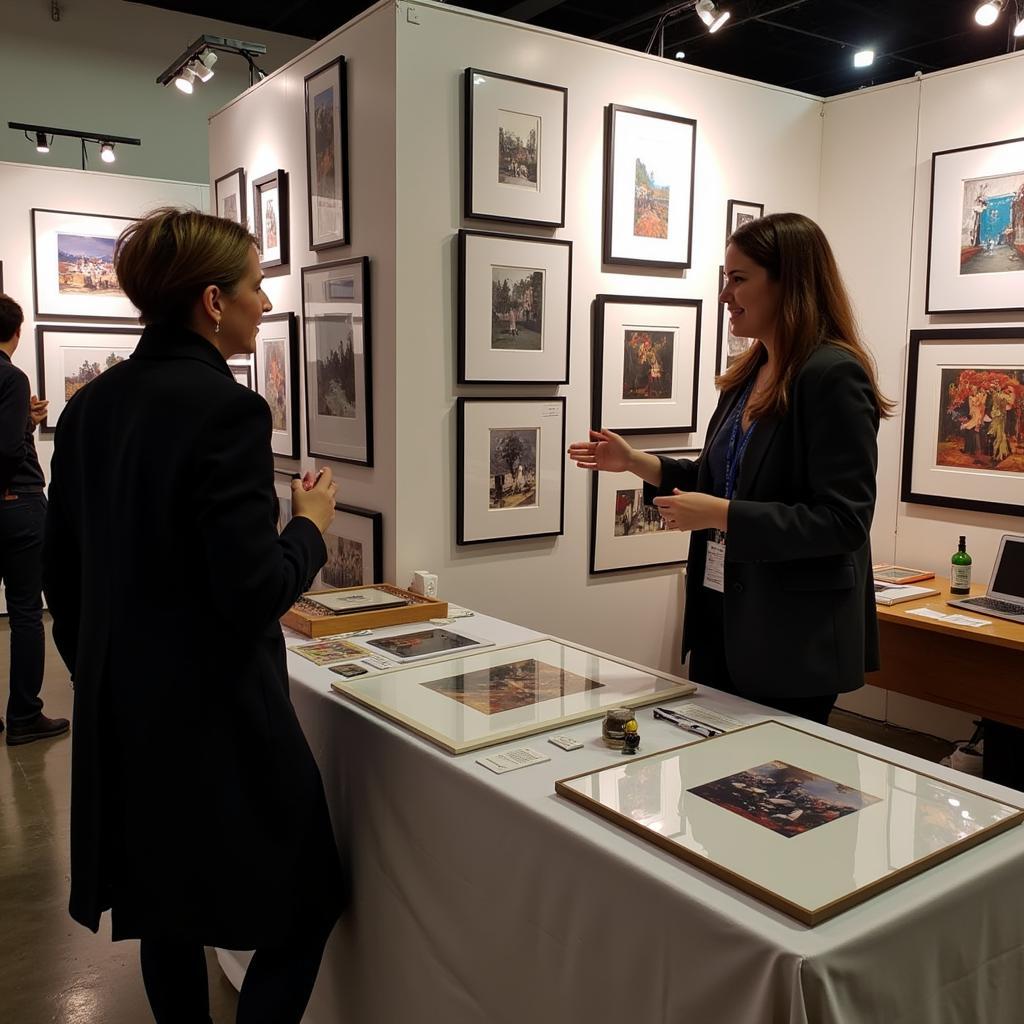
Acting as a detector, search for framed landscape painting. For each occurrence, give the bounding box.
[715,267,756,376]
[252,169,289,270]
[603,104,696,268]
[458,229,572,384]
[464,68,568,227]
[304,56,349,250]
[35,325,140,432]
[302,256,372,466]
[214,168,246,226]
[256,312,299,458]
[457,396,565,544]
[310,503,383,591]
[725,199,764,245]
[901,327,1024,516]
[32,209,134,321]
[927,136,1024,314]
[593,295,701,434]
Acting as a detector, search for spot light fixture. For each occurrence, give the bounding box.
[853,49,875,68]
[974,1,1004,27]
[8,121,141,169]
[1015,14,1024,34]
[695,0,731,33]
[157,34,266,94]
[35,131,50,153]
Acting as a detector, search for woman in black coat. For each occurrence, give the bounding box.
[569,213,893,725]
[43,208,346,1023]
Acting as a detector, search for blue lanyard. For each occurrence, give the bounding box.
[725,377,757,501]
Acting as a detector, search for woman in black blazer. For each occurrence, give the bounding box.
[570,213,892,724]
[43,209,345,1023]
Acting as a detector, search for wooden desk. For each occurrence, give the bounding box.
[868,576,1024,729]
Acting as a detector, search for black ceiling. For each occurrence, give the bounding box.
[138,0,1024,96]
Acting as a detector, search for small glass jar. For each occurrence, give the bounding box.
[603,707,635,749]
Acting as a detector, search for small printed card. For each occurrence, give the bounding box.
[476,747,551,774]
[289,637,369,666]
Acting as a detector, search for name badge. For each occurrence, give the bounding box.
[704,537,725,593]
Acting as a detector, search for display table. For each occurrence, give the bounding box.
[218,611,1024,1024]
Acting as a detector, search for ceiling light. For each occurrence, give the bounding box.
[1015,16,1024,34]
[174,66,196,93]
[193,49,217,83]
[695,0,730,33]
[35,131,50,153]
[974,1,1004,27]
[99,142,115,163]
[853,49,875,68]
[675,50,686,60]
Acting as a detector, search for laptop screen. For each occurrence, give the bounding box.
[992,537,1024,600]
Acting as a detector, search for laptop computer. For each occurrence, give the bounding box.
[947,534,1024,624]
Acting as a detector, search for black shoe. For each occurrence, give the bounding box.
[6,713,70,746]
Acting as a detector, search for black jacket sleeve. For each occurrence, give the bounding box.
[0,372,29,494]
[642,453,701,506]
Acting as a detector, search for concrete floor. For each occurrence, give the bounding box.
[0,618,955,1023]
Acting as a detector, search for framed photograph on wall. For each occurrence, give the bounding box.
[464,67,568,227]
[715,266,756,376]
[227,353,255,390]
[252,170,289,270]
[590,447,700,574]
[214,168,246,225]
[457,396,565,545]
[302,256,372,466]
[725,200,764,245]
[256,312,299,458]
[593,295,701,434]
[31,209,135,321]
[457,229,572,384]
[927,136,1024,314]
[304,56,349,250]
[901,327,1024,517]
[35,325,140,432]
[273,476,293,534]
[310,503,383,591]
[603,104,696,268]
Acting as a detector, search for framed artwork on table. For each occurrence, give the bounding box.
[590,447,700,574]
[715,267,756,376]
[464,67,568,227]
[927,135,1024,314]
[725,200,764,244]
[457,396,566,545]
[304,56,349,250]
[557,720,1023,927]
[901,327,1024,517]
[365,627,493,664]
[310,503,383,591]
[256,312,299,458]
[603,104,696,269]
[35,325,140,432]
[302,257,372,466]
[329,636,695,754]
[31,209,135,321]
[214,168,246,225]
[457,229,572,384]
[227,353,255,390]
[593,295,701,434]
[252,170,289,270]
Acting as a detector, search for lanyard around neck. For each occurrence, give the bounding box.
[725,376,758,501]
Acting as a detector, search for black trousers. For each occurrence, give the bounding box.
[0,493,46,724]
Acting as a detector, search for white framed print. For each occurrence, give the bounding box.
[457,396,565,545]
[927,135,1024,314]
[593,295,701,434]
[214,167,246,225]
[464,68,568,227]
[590,448,700,574]
[252,169,289,270]
[603,104,696,269]
[311,503,383,590]
[31,209,135,322]
[227,353,255,390]
[457,229,572,384]
[256,312,299,458]
[715,267,756,376]
[304,56,349,250]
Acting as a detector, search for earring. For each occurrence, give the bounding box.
[214,320,221,335]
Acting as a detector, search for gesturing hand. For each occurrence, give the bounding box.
[566,429,635,473]
[29,395,48,428]
[292,467,337,534]
[652,490,729,533]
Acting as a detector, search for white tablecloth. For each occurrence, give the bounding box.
[219,613,1024,1024]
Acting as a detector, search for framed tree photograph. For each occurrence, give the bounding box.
[214,168,246,225]
[902,327,1024,516]
[593,295,701,434]
[310,503,383,591]
[304,56,349,250]
[252,169,289,270]
[590,447,700,574]
[256,312,299,458]
[464,67,568,227]
[927,136,1024,314]
[35,325,140,432]
[725,199,764,245]
[715,266,756,376]
[31,209,135,321]
[458,229,572,384]
[603,104,696,269]
[302,256,372,466]
[457,396,565,545]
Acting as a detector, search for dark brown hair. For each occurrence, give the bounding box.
[0,294,24,344]
[114,208,256,326]
[718,212,894,419]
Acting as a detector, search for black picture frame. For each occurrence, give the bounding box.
[256,311,300,458]
[592,294,702,435]
[901,327,1024,517]
[304,56,350,251]
[214,167,247,225]
[725,199,764,245]
[602,104,697,269]
[715,265,756,377]
[252,169,289,270]
[464,67,568,228]
[311,502,384,589]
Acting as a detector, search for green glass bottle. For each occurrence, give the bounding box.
[950,535,972,595]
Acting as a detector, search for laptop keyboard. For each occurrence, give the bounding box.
[963,596,1024,614]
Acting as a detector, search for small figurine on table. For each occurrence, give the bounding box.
[622,719,640,755]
